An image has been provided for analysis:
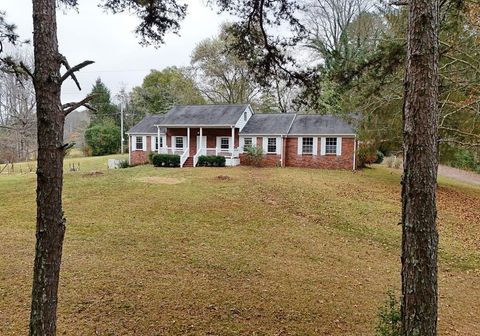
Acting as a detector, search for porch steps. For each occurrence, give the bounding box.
[183,157,194,167]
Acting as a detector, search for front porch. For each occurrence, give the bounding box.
[157,127,241,167]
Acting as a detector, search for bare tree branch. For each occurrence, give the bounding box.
[63,94,98,116]
[439,138,480,147]
[59,58,94,90]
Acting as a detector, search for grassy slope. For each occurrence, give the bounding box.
[0,159,478,335]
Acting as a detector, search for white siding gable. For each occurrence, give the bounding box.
[234,105,254,131]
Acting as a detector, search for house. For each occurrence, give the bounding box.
[126,104,358,169]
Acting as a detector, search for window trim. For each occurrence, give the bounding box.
[220,137,230,150]
[302,137,314,155]
[325,137,337,155]
[135,136,144,151]
[175,136,184,149]
[267,137,277,154]
[243,137,253,152]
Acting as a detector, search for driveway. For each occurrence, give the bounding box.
[438,165,480,185]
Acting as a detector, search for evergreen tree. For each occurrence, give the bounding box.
[89,78,119,126]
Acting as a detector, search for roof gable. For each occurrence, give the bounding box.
[159,104,249,126]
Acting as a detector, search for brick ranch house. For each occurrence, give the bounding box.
[126,104,358,169]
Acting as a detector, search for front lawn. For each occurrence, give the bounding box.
[0,161,478,335]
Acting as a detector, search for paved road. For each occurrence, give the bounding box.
[438,165,480,185]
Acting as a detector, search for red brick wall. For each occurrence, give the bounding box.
[239,153,281,167]
[284,137,355,169]
[130,135,152,165]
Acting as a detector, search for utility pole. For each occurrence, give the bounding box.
[120,101,124,154]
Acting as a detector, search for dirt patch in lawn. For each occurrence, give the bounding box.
[137,176,184,185]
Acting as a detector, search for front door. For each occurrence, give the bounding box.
[196,136,207,152]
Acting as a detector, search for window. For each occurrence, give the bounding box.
[220,137,230,150]
[326,137,337,154]
[135,136,143,150]
[302,137,313,154]
[243,137,253,152]
[267,138,276,153]
[153,137,159,151]
[159,136,163,148]
[175,137,184,149]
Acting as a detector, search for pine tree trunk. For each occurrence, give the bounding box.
[401,0,439,333]
[29,0,66,335]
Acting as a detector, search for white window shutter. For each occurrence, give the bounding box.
[142,136,147,152]
[276,137,281,154]
[320,137,326,155]
[216,137,221,150]
[262,137,268,152]
[132,136,136,151]
[183,136,188,149]
[151,136,156,151]
[252,137,257,148]
[297,137,303,155]
[313,137,318,156]
[336,137,342,156]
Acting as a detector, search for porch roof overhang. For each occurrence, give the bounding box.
[154,124,235,128]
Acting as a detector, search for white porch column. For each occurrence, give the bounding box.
[231,126,235,154]
[187,127,190,153]
[199,127,203,151]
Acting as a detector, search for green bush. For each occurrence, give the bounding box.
[375,150,385,164]
[451,148,479,171]
[118,160,129,169]
[197,155,226,167]
[84,122,120,156]
[376,291,401,336]
[357,145,377,168]
[151,154,180,167]
[148,152,155,164]
[244,146,264,167]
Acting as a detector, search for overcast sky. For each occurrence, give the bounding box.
[2,0,231,102]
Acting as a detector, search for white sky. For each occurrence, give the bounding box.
[1,0,231,103]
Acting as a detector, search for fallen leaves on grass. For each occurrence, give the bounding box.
[137,176,184,185]
[82,171,104,177]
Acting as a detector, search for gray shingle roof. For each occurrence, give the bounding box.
[127,115,165,134]
[288,115,355,135]
[159,104,249,126]
[240,113,296,135]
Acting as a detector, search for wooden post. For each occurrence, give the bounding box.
[231,126,235,155]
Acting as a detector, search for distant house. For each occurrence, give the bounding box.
[126,104,358,169]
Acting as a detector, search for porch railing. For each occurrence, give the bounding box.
[180,147,190,167]
[193,147,206,167]
[159,147,184,155]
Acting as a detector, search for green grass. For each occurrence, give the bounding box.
[0,159,479,335]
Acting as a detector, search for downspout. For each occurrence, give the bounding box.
[281,135,287,168]
[353,135,357,171]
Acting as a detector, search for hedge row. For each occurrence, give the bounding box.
[152,154,180,167]
[197,155,226,167]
